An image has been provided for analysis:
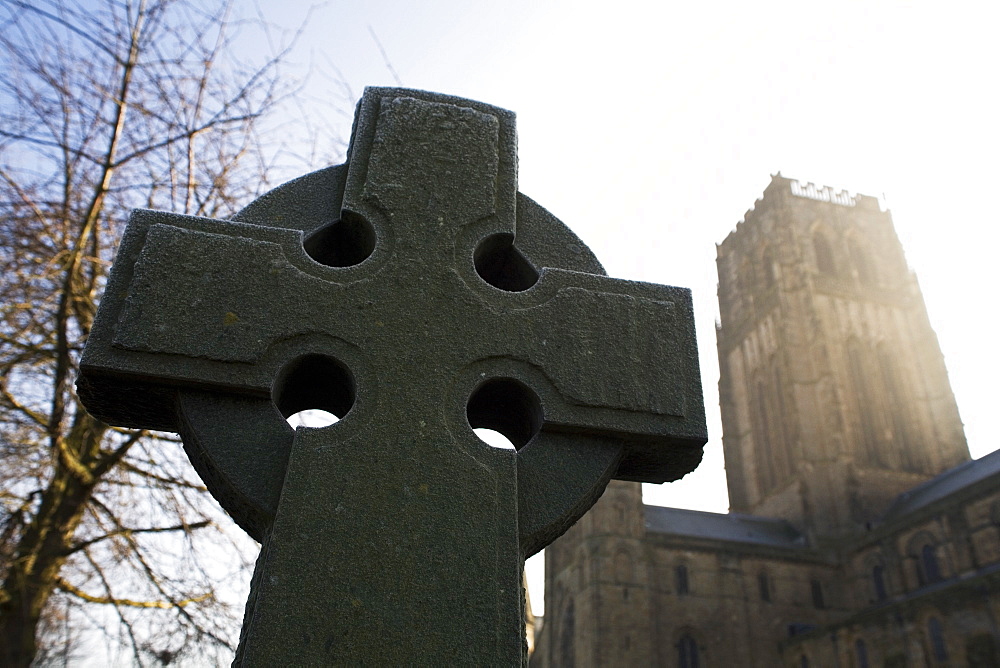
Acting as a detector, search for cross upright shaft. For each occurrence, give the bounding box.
[78,88,707,665]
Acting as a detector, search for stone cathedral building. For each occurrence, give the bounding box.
[531,174,1000,667]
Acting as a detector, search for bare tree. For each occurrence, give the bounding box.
[0,0,336,664]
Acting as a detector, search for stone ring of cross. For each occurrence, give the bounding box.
[78,88,706,664]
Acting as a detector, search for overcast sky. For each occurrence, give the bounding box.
[259,0,1000,614]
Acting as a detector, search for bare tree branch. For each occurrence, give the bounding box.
[62,519,210,556]
[57,578,211,609]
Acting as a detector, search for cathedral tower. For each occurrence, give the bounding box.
[716,174,969,538]
[537,480,654,667]
[533,175,987,668]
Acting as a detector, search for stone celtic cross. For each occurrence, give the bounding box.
[78,88,706,665]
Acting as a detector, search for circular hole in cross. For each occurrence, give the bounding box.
[474,233,539,292]
[273,354,355,428]
[303,212,376,267]
[466,378,542,451]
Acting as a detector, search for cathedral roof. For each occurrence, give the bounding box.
[880,447,1000,523]
[644,505,806,549]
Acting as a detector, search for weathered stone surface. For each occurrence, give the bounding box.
[78,88,707,665]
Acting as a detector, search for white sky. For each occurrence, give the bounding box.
[261,0,1000,615]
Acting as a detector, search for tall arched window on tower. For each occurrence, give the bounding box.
[558,596,575,665]
[677,633,700,668]
[614,550,633,584]
[770,362,793,482]
[849,236,874,285]
[813,231,836,275]
[848,338,898,467]
[878,343,915,467]
[847,339,879,463]
[752,377,776,493]
[739,258,755,312]
[761,247,777,289]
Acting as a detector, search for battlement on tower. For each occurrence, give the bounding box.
[720,172,885,255]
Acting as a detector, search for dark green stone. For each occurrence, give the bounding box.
[78,88,707,665]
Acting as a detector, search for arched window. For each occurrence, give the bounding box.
[761,247,777,288]
[758,572,771,602]
[849,237,874,284]
[813,232,836,275]
[878,343,914,465]
[770,362,793,481]
[739,259,755,311]
[675,564,689,595]
[810,579,825,609]
[855,638,870,668]
[752,377,776,493]
[847,339,881,464]
[928,617,947,661]
[872,565,888,602]
[558,597,575,665]
[678,633,700,668]
[921,544,943,584]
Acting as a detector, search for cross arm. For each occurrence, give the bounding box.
[77,208,349,430]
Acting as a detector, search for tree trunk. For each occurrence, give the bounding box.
[0,424,105,667]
